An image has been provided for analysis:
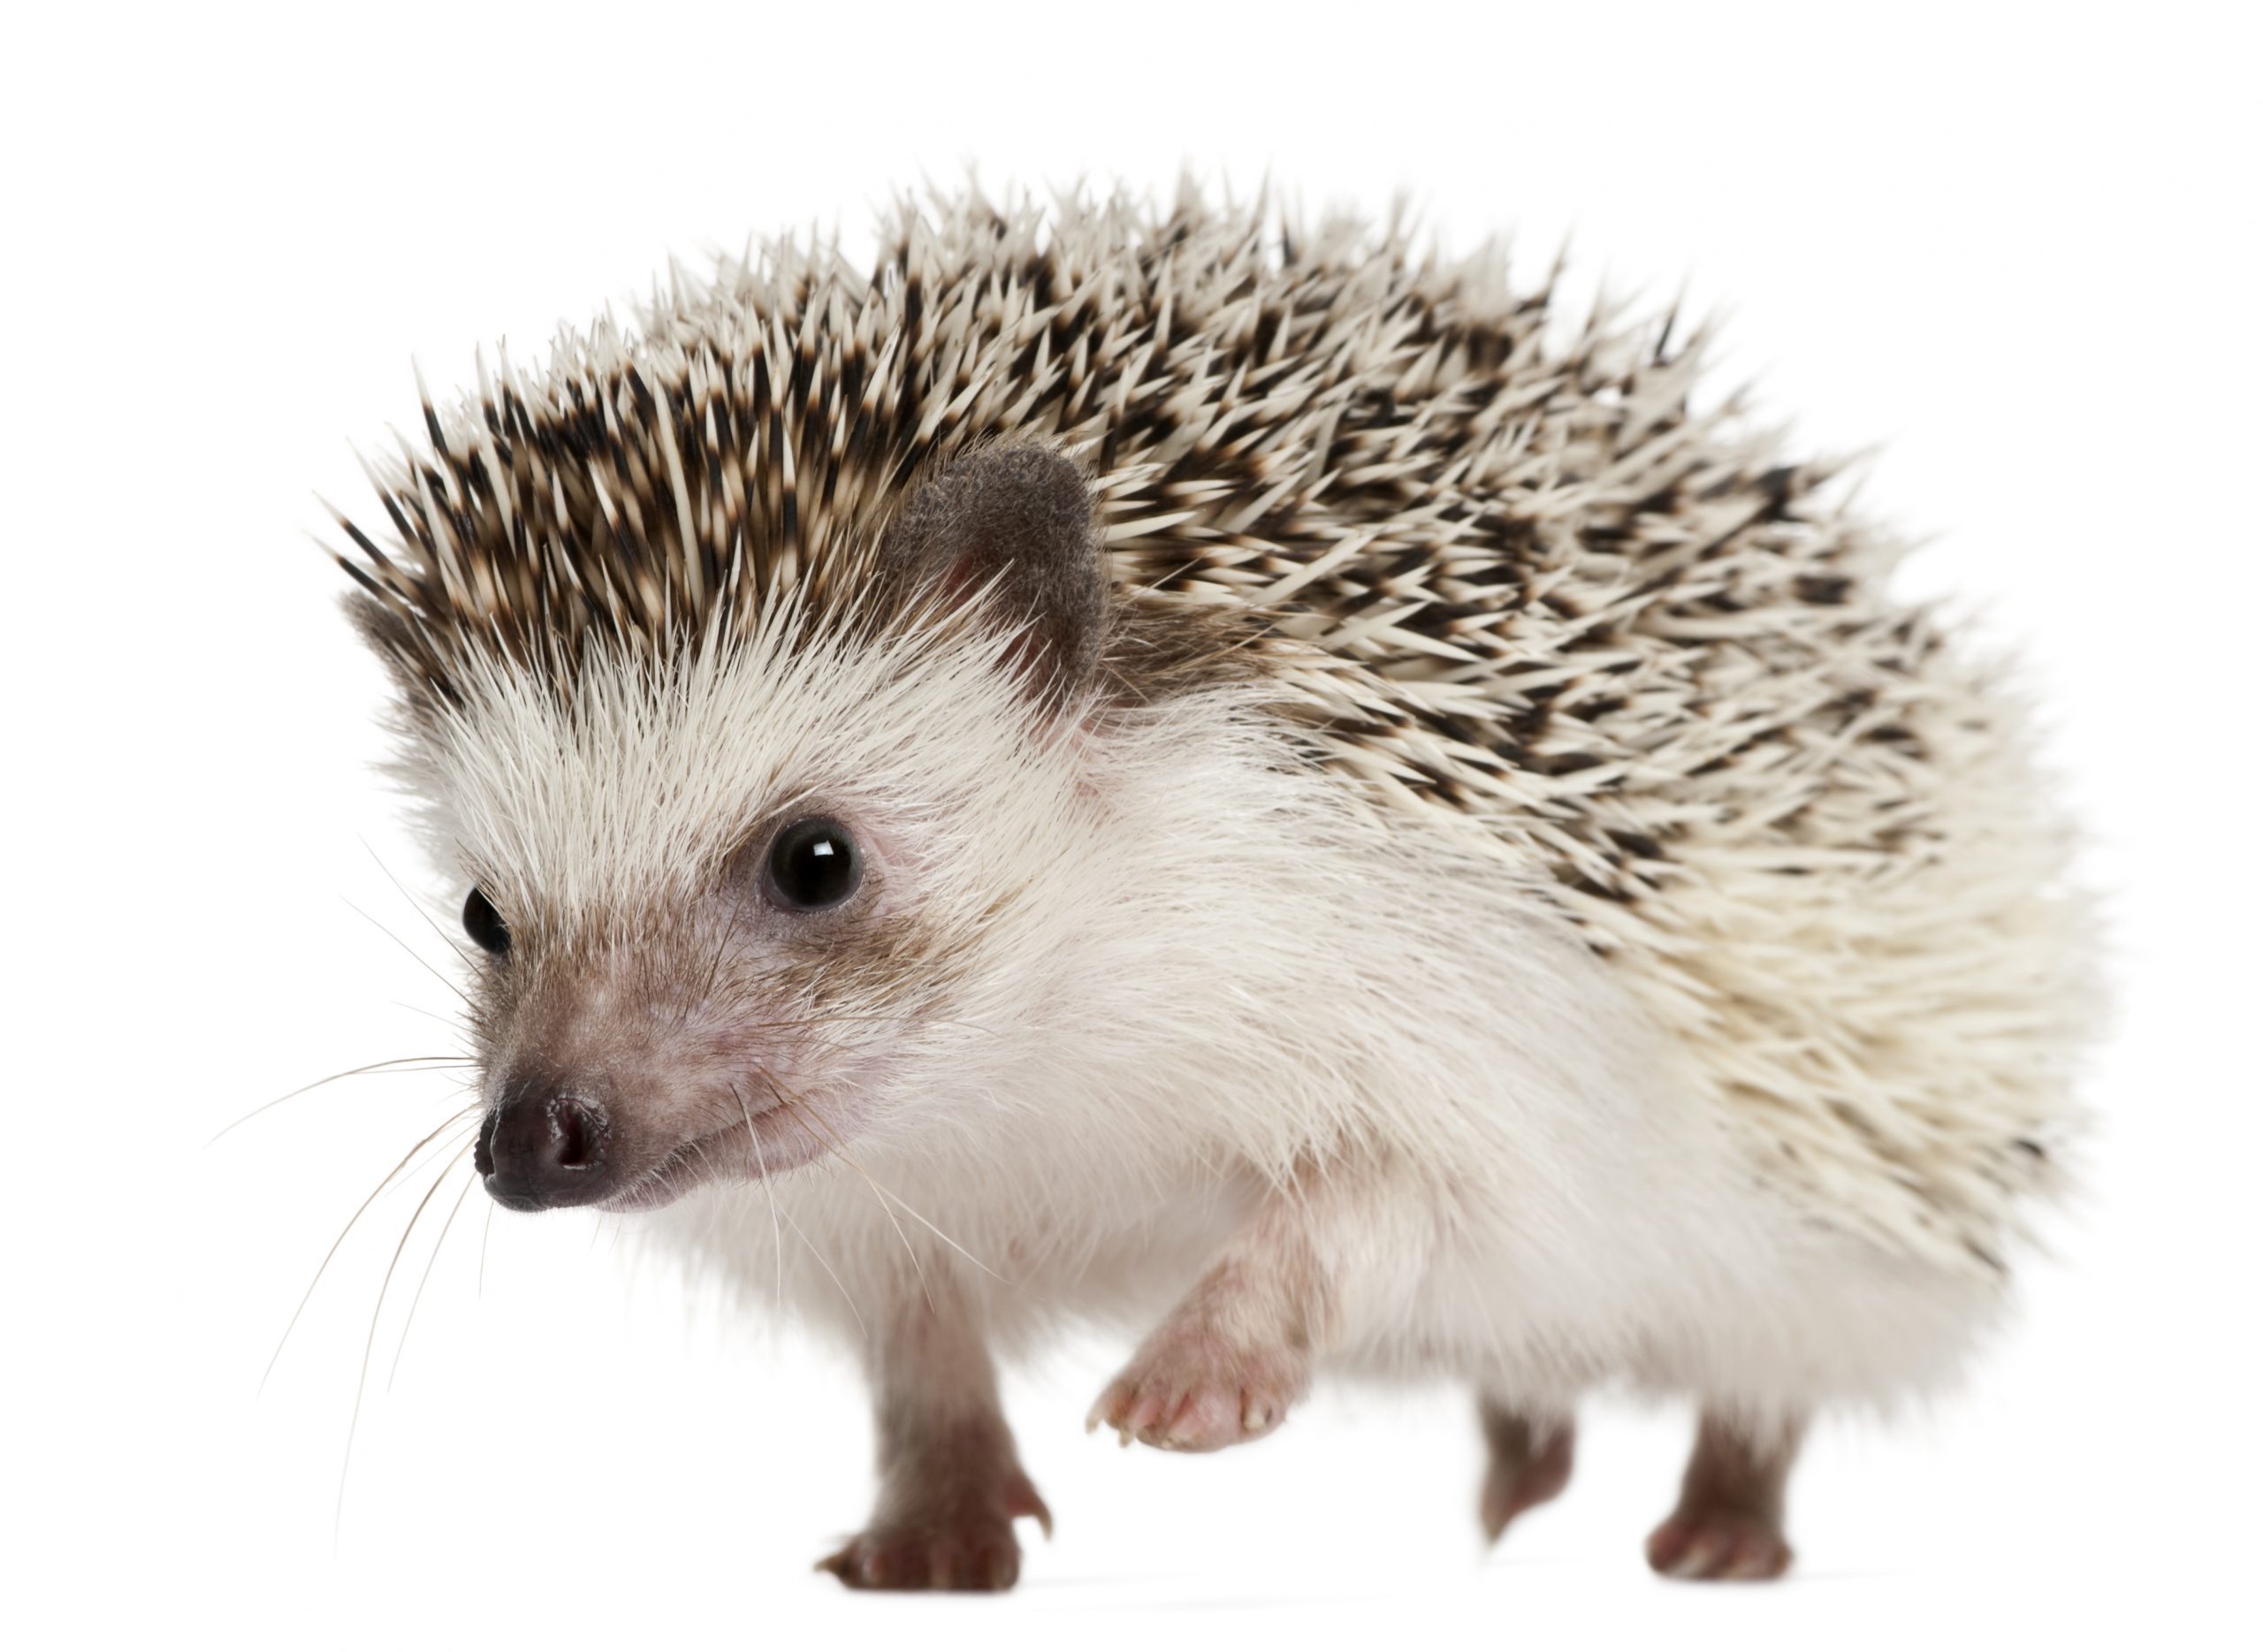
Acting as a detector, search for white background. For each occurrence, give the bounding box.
[4,4,2256,1647]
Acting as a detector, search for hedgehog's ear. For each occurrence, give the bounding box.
[876,443,1108,694]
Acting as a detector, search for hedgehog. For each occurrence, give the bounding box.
[331,184,2090,1589]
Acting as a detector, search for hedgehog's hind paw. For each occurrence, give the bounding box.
[1644,1408,1802,1582]
[1644,1507,1794,1581]
[1478,1401,1575,1542]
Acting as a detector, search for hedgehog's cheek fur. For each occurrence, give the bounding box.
[593,1100,837,1212]
[467,912,888,1213]
[475,986,856,1213]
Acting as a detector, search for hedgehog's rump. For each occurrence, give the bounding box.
[343,186,2089,1275]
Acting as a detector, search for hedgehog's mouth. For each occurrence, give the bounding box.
[598,1096,824,1212]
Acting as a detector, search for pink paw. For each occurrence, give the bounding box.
[1645,1505,1794,1581]
[1087,1321,1308,1452]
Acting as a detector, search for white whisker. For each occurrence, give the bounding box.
[260,1105,481,1395]
[386,1167,476,1391]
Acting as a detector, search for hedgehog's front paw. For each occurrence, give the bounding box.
[1087,1318,1310,1452]
[819,1466,1052,1592]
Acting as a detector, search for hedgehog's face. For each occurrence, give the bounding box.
[410,445,1118,1214]
[455,802,921,1213]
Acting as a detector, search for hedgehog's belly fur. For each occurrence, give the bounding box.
[662,1122,2006,1421]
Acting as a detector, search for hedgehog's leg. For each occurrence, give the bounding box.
[1644,1410,1803,1581]
[1087,1161,1422,1453]
[1477,1397,1576,1542]
[819,1287,1050,1593]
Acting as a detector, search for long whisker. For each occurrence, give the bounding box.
[385,1168,476,1391]
[477,1198,495,1298]
[392,1001,474,1032]
[337,1146,470,1546]
[343,897,474,1009]
[767,1081,1008,1287]
[776,1201,865,1343]
[735,1084,786,1312]
[260,1101,482,1394]
[359,836,478,971]
[208,1056,478,1146]
[872,1186,1010,1287]
[762,1077,933,1315]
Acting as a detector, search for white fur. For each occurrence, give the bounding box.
[420,622,2013,1429]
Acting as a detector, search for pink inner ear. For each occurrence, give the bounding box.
[939,552,1077,692]
[878,444,1107,695]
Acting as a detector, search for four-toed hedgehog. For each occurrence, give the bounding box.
[332,185,2090,1587]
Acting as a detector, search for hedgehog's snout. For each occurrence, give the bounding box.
[476,1085,612,1212]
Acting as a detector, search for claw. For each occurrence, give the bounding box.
[1090,1319,1308,1454]
[821,1469,1052,1592]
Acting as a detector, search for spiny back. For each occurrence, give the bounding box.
[341,185,2082,1274]
[344,187,1919,886]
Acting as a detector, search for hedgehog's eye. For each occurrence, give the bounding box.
[765,818,862,911]
[462,887,511,955]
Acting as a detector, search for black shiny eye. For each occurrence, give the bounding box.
[765,818,862,910]
[462,887,511,955]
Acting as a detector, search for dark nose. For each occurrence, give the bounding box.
[476,1092,610,1211]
